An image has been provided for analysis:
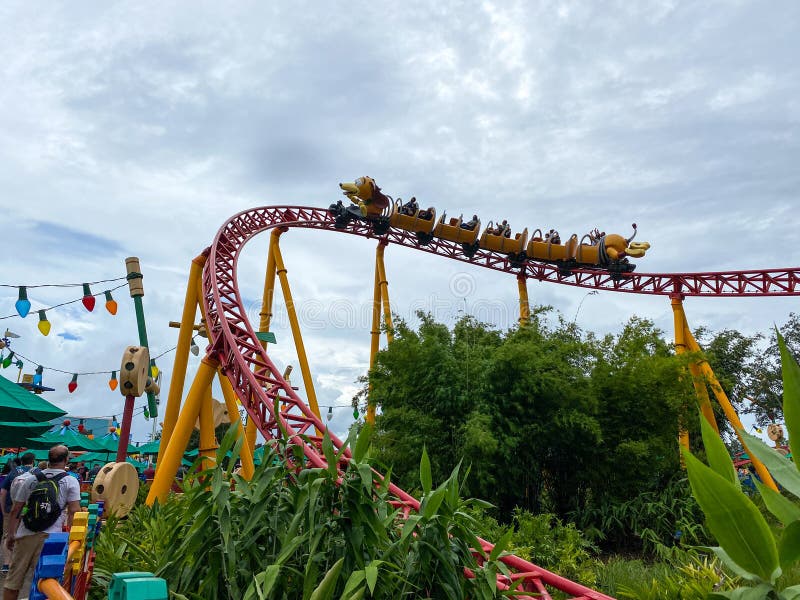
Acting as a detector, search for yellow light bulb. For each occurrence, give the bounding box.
[37,311,51,336]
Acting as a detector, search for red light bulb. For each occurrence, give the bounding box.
[68,373,78,393]
[82,283,95,312]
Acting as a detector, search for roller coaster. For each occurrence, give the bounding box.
[144,179,800,600]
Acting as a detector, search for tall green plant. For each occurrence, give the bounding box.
[683,332,800,599]
[92,425,516,599]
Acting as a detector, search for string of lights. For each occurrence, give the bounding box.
[0,282,128,323]
[1,341,185,394]
[0,277,127,289]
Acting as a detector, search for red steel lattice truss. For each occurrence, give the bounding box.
[202,206,800,600]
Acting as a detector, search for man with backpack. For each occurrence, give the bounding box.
[0,453,35,574]
[2,446,80,600]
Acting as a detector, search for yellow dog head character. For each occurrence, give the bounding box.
[604,223,651,260]
[339,177,391,217]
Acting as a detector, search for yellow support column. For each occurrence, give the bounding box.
[245,418,258,457]
[247,230,282,453]
[258,230,280,346]
[376,241,394,343]
[157,252,205,469]
[366,249,383,425]
[517,274,530,326]
[218,372,255,480]
[147,357,218,506]
[198,385,217,471]
[671,296,718,435]
[272,239,322,426]
[684,328,779,492]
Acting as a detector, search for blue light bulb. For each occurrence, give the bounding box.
[15,287,31,318]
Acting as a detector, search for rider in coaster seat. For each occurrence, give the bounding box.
[402,197,419,216]
[461,215,478,230]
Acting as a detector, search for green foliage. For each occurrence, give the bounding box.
[369,312,692,548]
[571,475,710,556]
[92,424,513,600]
[685,332,800,598]
[506,510,599,587]
[602,554,734,599]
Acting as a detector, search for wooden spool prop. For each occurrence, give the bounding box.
[91,462,140,517]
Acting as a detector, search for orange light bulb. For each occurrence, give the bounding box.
[104,291,118,315]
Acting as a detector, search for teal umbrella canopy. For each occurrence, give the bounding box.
[0,421,53,448]
[132,440,160,455]
[28,426,102,452]
[4,448,50,462]
[76,452,147,470]
[0,375,66,423]
[94,434,136,454]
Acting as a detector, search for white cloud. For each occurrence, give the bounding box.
[0,0,798,444]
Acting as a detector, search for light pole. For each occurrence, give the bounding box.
[572,290,599,324]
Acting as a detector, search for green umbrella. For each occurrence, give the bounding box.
[0,421,54,448]
[0,375,66,423]
[76,452,146,470]
[27,426,102,451]
[133,440,160,455]
[5,448,50,462]
[94,434,136,454]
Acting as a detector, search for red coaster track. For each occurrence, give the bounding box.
[201,206,800,600]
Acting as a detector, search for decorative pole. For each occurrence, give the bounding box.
[120,257,157,462]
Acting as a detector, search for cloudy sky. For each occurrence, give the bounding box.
[0,1,798,444]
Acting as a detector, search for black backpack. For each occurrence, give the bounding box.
[22,471,68,532]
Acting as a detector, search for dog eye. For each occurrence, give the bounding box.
[355,178,364,186]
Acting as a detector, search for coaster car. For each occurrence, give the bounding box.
[574,234,600,265]
[527,232,578,262]
[433,214,481,245]
[480,224,528,254]
[389,200,437,237]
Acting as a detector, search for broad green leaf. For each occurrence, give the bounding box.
[778,332,800,466]
[754,479,800,526]
[309,557,343,600]
[420,446,432,494]
[339,570,365,599]
[780,521,800,570]
[353,423,372,463]
[488,529,513,562]
[322,430,337,474]
[740,430,800,499]
[400,514,422,542]
[683,448,780,582]
[422,487,446,519]
[700,410,737,485]
[357,463,373,493]
[709,584,776,599]
[780,584,800,600]
[345,590,365,600]
[243,564,281,600]
[365,562,379,594]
